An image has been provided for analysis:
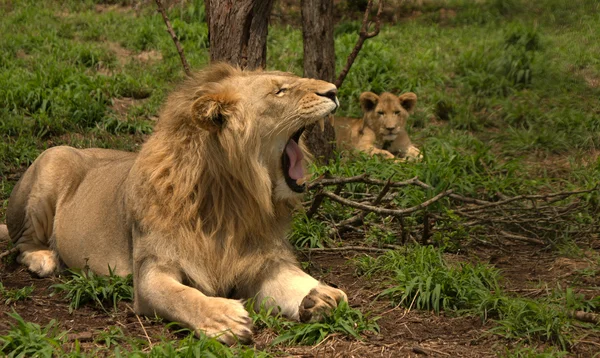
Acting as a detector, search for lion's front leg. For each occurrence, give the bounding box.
[134,259,252,345]
[253,265,347,322]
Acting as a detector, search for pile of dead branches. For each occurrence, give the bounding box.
[304,174,599,250]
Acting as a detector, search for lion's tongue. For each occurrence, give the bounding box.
[285,138,304,181]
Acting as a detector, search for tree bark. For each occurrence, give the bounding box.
[204,0,274,69]
[301,0,337,163]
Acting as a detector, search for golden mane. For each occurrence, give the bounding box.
[128,64,283,241]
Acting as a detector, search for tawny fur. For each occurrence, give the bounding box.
[6,63,346,345]
[334,91,421,160]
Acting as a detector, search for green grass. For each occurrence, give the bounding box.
[247,298,380,346]
[0,311,66,358]
[355,245,600,350]
[355,245,502,313]
[0,283,34,305]
[50,267,133,313]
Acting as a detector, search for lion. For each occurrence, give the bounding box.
[334,91,420,160]
[4,63,347,345]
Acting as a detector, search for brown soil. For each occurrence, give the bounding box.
[2,232,599,356]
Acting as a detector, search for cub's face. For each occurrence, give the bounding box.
[200,71,339,199]
[360,92,417,142]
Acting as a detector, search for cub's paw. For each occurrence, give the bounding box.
[299,284,347,323]
[405,146,422,161]
[196,297,253,346]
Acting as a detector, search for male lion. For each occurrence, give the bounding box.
[4,63,346,345]
[334,91,420,160]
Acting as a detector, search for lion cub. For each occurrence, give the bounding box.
[334,91,420,160]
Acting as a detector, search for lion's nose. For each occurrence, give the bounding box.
[317,89,338,104]
[317,88,339,112]
[386,126,396,131]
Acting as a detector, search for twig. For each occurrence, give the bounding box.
[136,314,153,348]
[155,0,192,77]
[334,0,384,88]
[0,247,18,260]
[498,230,546,246]
[304,246,388,253]
[458,187,597,213]
[321,189,453,217]
[306,188,324,219]
[569,310,600,324]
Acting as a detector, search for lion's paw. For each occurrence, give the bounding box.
[196,298,253,345]
[299,284,347,323]
[18,250,58,277]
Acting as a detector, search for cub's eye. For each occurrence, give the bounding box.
[275,87,289,96]
[394,111,401,115]
[377,111,384,116]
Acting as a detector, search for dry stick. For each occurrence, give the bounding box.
[305,246,388,253]
[308,174,420,190]
[155,0,192,77]
[569,310,600,324]
[135,314,153,348]
[321,189,453,217]
[306,188,324,219]
[334,0,383,88]
[458,187,597,213]
[337,176,394,228]
[498,230,546,246]
[0,247,18,260]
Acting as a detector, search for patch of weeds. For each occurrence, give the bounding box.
[278,300,379,345]
[0,311,66,358]
[456,23,541,97]
[272,300,380,346]
[365,217,398,246]
[485,294,573,349]
[355,245,501,313]
[95,116,154,135]
[50,266,133,313]
[289,212,329,248]
[119,326,270,357]
[503,343,569,357]
[0,283,34,305]
[95,326,127,349]
[246,298,379,346]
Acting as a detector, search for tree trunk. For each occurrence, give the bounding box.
[301,0,337,164]
[204,0,274,69]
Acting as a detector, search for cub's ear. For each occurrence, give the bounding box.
[399,92,417,113]
[359,92,379,113]
[191,91,239,132]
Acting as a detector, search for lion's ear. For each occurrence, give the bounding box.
[191,91,239,132]
[359,92,379,113]
[399,92,417,113]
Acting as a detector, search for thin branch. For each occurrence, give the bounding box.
[498,230,546,246]
[304,246,388,253]
[308,174,420,190]
[0,247,18,260]
[321,189,453,217]
[458,187,597,213]
[334,0,384,88]
[306,188,324,219]
[155,0,192,77]
[569,310,600,324]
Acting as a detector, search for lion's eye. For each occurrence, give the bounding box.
[394,111,401,115]
[275,87,289,96]
[377,111,384,116]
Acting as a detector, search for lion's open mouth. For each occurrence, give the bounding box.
[281,127,306,193]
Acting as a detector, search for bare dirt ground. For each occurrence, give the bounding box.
[2,231,599,357]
